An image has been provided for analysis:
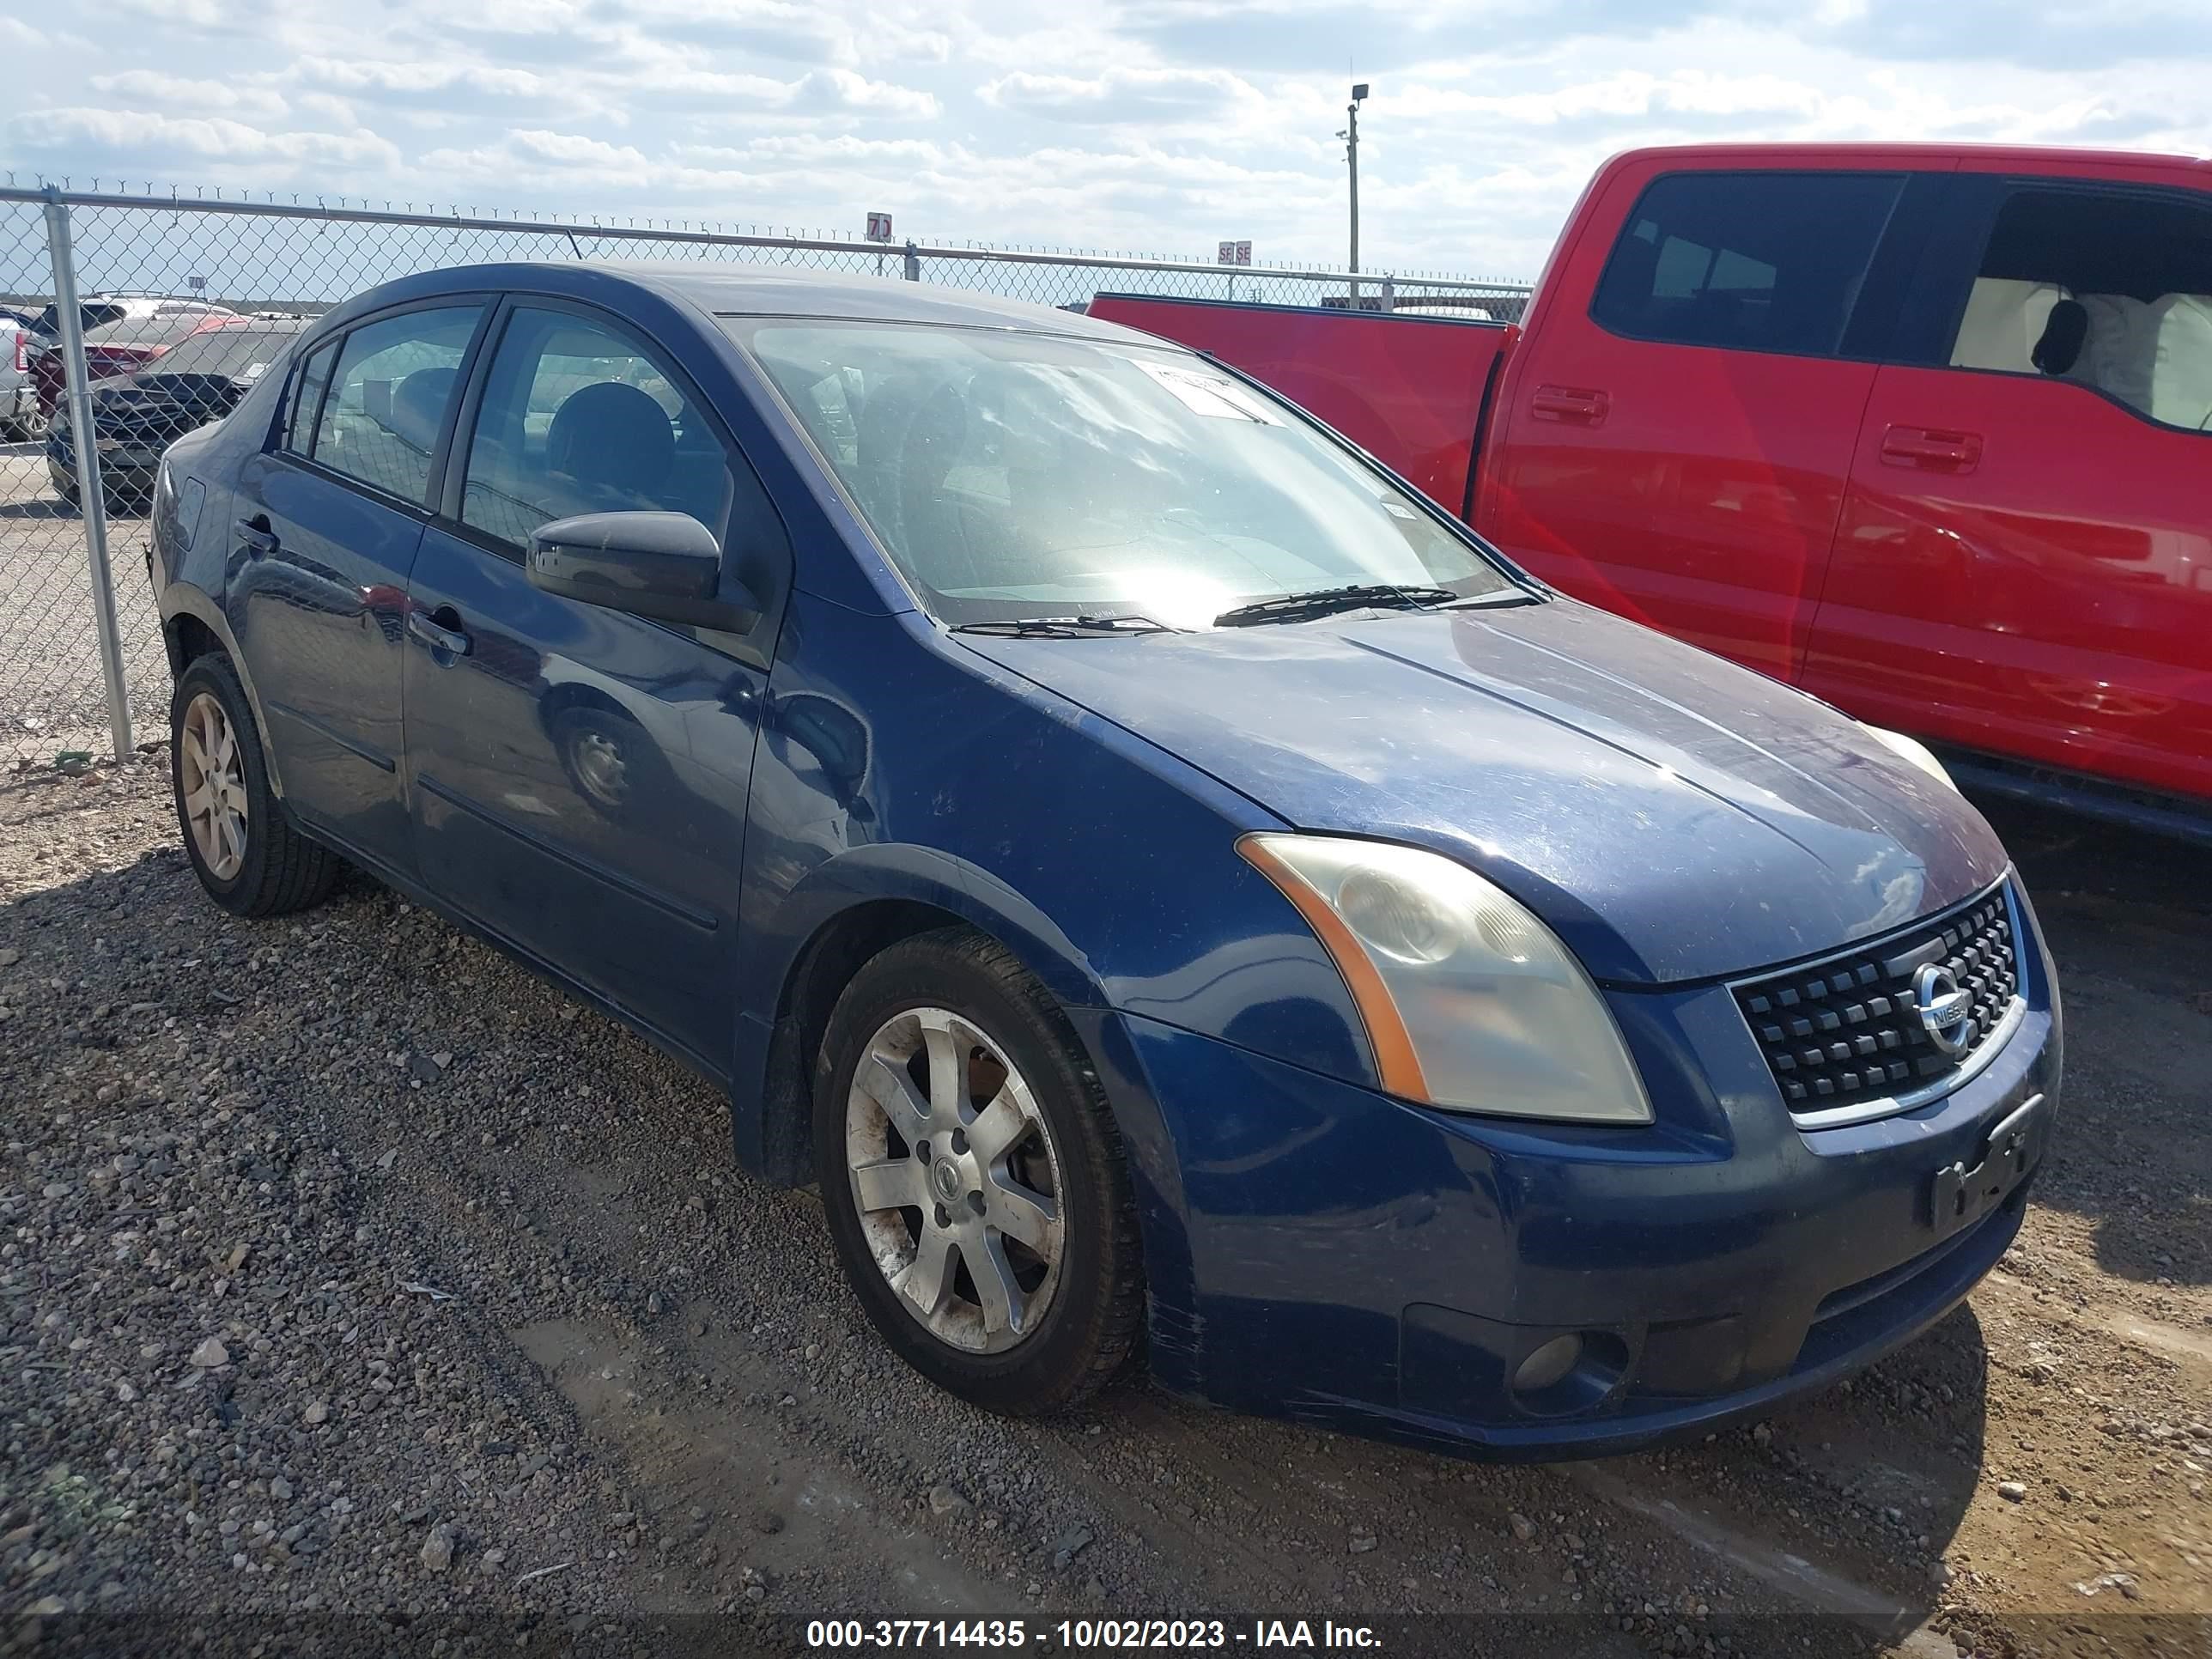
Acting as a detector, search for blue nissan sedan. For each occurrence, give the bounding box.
[147,264,2060,1457]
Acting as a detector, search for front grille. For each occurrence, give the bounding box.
[1734,883,2021,1124]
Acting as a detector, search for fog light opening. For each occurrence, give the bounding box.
[1512,1334,1583,1394]
[1510,1330,1633,1419]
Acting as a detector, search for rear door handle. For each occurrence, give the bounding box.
[1530,385,1609,424]
[235,518,279,557]
[1880,425,1983,471]
[406,608,471,659]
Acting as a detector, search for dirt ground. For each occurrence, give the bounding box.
[0,757,2205,1659]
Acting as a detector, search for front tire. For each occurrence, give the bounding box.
[170,653,339,918]
[813,927,1145,1413]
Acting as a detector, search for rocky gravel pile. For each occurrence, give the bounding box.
[2,758,2206,1659]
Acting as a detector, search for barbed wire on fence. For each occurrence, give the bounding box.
[0,183,1534,765]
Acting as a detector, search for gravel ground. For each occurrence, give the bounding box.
[0,757,2206,1659]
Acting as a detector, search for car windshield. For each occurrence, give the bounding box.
[732,319,1518,628]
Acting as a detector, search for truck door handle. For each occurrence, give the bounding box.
[406,606,471,659]
[235,517,279,557]
[1880,426,1983,471]
[1530,385,1609,424]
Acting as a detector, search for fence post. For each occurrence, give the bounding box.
[902,240,920,282]
[40,188,134,762]
[1381,275,1395,313]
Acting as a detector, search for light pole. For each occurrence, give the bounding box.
[1340,82,1369,307]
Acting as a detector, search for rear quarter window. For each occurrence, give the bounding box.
[1590,170,1905,359]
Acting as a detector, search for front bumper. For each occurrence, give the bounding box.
[1084,898,2062,1460]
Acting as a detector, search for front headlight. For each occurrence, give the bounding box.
[1863,725,1957,792]
[1237,834,1652,1124]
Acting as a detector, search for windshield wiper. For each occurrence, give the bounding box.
[949,614,1178,639]
[1212,583,1462,628]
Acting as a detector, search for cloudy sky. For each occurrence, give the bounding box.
[6,0,2210,280]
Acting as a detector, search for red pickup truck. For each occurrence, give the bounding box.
[1091,143,2212,838]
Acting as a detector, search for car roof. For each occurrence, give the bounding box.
[406,261,1163,345]
[1604,140,2210,174]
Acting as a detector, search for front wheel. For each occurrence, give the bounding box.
[813,927,1145,1413]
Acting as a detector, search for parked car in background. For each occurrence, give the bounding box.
[147,262,2057,1457]
[46,316,305,507]
[26,293,238,416]
[1092,142,2212,842]
[0,313,45,441]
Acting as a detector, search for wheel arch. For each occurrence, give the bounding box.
[160,586,288,798]
[734,845,1112,1188]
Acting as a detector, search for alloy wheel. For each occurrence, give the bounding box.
[179,691,249,881]
[843,1006,1066,1353]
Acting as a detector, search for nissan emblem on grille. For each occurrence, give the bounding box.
[1731,884,2024,1124]
[1912,963,1977,1058]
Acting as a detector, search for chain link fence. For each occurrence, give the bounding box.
[0,182,1531,767]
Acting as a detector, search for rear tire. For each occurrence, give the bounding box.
[170,653,339,918]
[813,927,1145,1414]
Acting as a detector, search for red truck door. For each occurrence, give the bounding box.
[1805,165,2212,805]
[1480,160,1932,682]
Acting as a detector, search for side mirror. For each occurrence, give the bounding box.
[526,511,762,631]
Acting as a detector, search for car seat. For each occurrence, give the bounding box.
[2030,300,2087,376]
[545,381,676,515]
[2148,294,2212,430]
[2068,294,2159,413]
[388,366,457,454]
[1950,279,2069,374]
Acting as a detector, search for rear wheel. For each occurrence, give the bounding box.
[170,653,339,917]
[813,927,1144,1413]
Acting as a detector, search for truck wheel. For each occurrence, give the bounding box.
[170,653,339,918]
[813,927,1145,1413]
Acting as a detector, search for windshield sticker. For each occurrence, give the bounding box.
[1132,358,1285,424]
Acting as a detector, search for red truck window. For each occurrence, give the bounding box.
[1942,184,2212,434]
[1589,171,1905,359]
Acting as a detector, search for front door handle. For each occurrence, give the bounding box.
[407,607,471,659]
[1880,425,1983,471]
[235,518,279,557]
[1530,384,1609,424]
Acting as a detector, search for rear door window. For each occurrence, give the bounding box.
[34,302,127,336]
[284,339,339,457]
[1938,184,2212,434]
[307,306,483,505]
[1591,171,1906,358]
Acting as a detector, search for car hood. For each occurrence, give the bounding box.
[957,599,2008,985]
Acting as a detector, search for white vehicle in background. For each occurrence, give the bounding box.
[0,309,45,441]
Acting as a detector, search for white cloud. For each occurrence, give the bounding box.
[981,66,1265,125]
[292,56,550,99]
[90,70,290,118]
[9,109,400,171]
[295,90,362,126]
[792,68,940,119]
[109,0,229,24]
[7,0,2211,280]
